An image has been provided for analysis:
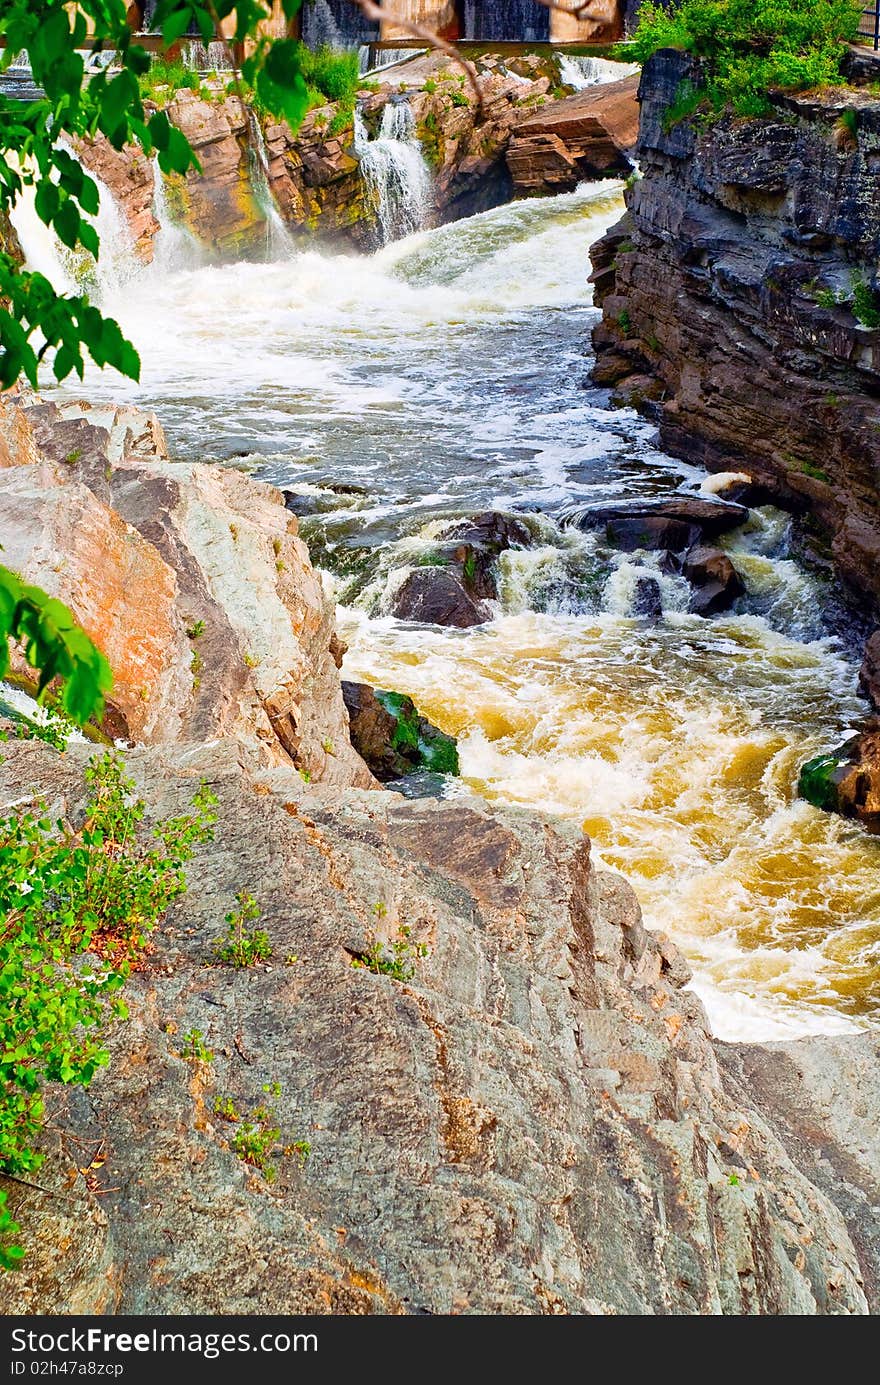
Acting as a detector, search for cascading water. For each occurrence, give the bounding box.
[557,54,641,90]
[150,158,202,272]
[9,151,134,297]
[358,46,427,76]
[354,101,432,245]
[39,182,880,1044]
[183,40,234,71]
[246,112,294,260]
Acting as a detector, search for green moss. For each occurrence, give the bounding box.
[374,690,460,776]
[798,753,844,811]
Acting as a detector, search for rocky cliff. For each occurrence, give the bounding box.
[76,53,637,256]
[2,735,878,1315]
[590,49,880,620]
[0,393,370,786]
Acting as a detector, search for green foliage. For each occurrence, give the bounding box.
[10,703,74,752]
[449,88,470,108]
[851,273,880,328]
[212,891,272,968]
[798,752,843,810]
[139,57,200,105]
[301,45,360,105]
[627,0,860,117]
[812,285,841,310]
[179,1028,213,1062]
[351,924,428,982]
[0,566,112,726]
[618,309,632,334]
[0,1190,23,1270]
[424,77,438,94]
[186,618,205,640]
[0,752,216,1215]
[227,1082,306,1183]
[0,0,312,389]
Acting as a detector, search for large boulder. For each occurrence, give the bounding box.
[0,739,873,1315]
[0,395,371,787]
[683,544,745,615]
[569,496,749,552]
[860,631,880,711]
[390,566,491,627]
[799,724,880,829]
[342,681,459,781]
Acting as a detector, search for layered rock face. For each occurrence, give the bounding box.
[591,50,880,615]
[507,73,638,195]
[0,394,370,786]
[2,737,877,1315]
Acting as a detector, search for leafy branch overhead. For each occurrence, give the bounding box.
[0,0,318,389]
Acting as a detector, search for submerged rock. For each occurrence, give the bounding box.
[683,544,745,615]
[629,573,663,620]
[390,566,491,627]
[342,680,459,781]
[1,739,873,1315]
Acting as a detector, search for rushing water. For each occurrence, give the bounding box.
[20,178,880,1042]
[353,101,433,245]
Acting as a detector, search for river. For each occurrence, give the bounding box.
[16,170,880,1043]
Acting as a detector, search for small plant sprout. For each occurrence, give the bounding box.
[272,538,283,557]
[213,892,272,968]
[180,1029,213,1062]
[351,924,428,983]
[186,619,206,640]
[228,1083,305,1183]
[214,1095,240,1122]
[243,652,259,669]
[285,1140,311,1167]
[322,737,334,755]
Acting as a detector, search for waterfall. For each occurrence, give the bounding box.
[246,111,293,260]
[359,46,427,77]
[557,54,641,90]
[183,40,234,72]
[9,152,134,297]
[354,101,432,246]
[151,158,203,271]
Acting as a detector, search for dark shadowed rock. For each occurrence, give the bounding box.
[390,567,491,627]
[342,681,459,781]
[683,545,745,615]
[630,573,663,620]
[859,631,880,711]
[590,47,880,610]
[0,740,872,1315]
[570,497,748,553]
[431,511,533,600]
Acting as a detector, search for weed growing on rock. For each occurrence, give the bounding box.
[186,619,206,640]
[351,924,428,983]
[180,1029,214,1062]
[851,273,880,329]
[226,1083,307,1183]
[0,752,216,1266]
[0,1191,23,1271]
[212,892,272,969]
[10,704,74,752]
[214,1095,240,1122]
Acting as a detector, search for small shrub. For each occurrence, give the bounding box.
[618,310,632,335]
[228,1083,305,1183]
[424,77,437,94]
[186,619,206,640]
[212,891,272,968]
[449,89,469,108]
[351,924,428,983]
[851,273,880,329]
[213,1095,240,1122]
[627,0,861,119]
[0,1191,23,1271]
[11,704,73,751]
[0,754,216,1198]
[180,1029,213,1062]
[140,57,200,106]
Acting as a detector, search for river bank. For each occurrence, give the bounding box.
[3,46,880,1313]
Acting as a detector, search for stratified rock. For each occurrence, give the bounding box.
[569,496,748,552]
[506,74,639,195]
[683,544,745,615]
[590,48,880,610]
[390,566,491,627]
[0,395,370,787]
[343,681,459,780]
[718,1034,880,1312]
[859,631,880,711]
[0,738,872,1315]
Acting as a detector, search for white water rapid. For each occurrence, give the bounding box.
[354,101,432,244]
[557,54,641,89]
[22,177,880,1044]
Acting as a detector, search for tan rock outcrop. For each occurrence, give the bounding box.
[507,74,639,194]
[0,396,371,786]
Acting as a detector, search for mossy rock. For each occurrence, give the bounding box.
[343,681,459,780]
[798,751,846,813]
[375,689,459,776]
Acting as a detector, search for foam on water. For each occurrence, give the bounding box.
[23,171,879,1041]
